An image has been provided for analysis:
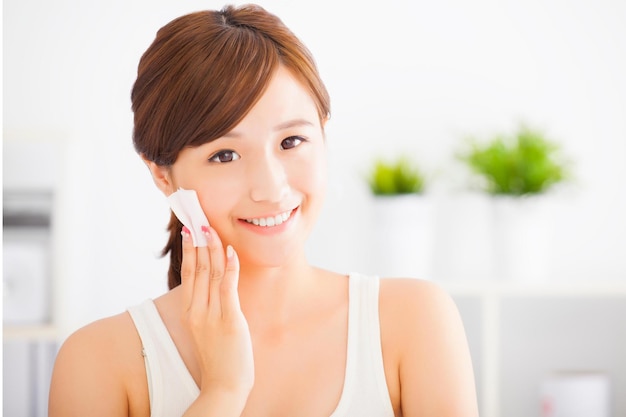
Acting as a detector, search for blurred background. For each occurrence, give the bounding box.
[3,0,625,416]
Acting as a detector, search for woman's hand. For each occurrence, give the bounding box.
[180,225,254,415]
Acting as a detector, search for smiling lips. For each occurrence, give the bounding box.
[243,209,295,227]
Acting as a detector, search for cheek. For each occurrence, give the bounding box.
[296,147,328,200]
[170,156,241,227]
[314,145,329,186]
[312,159,328,196]
[195,177,238,226]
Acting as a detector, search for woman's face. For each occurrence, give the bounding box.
[166,65,327,268]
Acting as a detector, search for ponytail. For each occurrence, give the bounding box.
[162,212,183,289]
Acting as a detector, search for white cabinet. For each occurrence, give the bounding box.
[3,136,61,416]
[448,281,626,417]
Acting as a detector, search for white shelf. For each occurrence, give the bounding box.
[441,279,626,297]
[3,324,58,342]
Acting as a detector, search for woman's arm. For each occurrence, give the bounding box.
[383,279,479,417]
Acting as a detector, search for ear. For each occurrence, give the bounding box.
[141,154,176,196]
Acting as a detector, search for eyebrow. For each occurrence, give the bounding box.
[273,118,315,131]
[222,118,315,138]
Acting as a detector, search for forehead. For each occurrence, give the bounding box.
[229,65,322,134]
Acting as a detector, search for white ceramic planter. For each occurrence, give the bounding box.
[491,195,554,282]
[371,194,433,279]
[541,372,610,417]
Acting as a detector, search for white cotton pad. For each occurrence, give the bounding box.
[167,188,209,247]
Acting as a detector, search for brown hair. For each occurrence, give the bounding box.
[131,4,330,289]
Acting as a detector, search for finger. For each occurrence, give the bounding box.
[205,226,225,317]
[221,245,242,322]
[180,226,196,311]
[190,226,211,312]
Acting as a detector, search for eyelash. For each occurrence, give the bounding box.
[281,136,306,150]
[208,150,240,163]
[207,136,307,163]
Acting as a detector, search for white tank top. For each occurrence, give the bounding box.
[128,272,395,417]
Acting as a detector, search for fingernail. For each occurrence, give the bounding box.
[226,245,234,259]
[181,226,191,241]
[201,225,211,240]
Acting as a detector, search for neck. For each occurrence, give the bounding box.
[236,252,318,330]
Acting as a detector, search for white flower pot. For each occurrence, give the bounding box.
[491,195,554,281]
[371,194,433,279]
[541,372,610,417]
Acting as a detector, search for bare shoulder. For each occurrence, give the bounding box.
[49,311,148,417]
[54,311,142,370]
[379,278,458,326]
[379,277,451,303]
[379,278,479,416]
[378,278,461,360]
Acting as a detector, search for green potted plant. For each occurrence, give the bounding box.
[366,156,426,196]
[365,156,433,279]
[457,124,572,281]
[458,125,569,196]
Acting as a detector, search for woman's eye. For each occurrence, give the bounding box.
[281,136,305,150]
[208,150,240,163]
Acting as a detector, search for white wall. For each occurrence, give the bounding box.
[4,0,626,333]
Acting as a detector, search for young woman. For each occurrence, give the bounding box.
[48,4,479,417]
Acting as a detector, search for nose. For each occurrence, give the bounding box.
[248,152,290,202]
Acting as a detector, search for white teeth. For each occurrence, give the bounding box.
[244,210,293,227]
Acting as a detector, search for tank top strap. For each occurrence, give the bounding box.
[331,273,394,416]
[128,299,199,417]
